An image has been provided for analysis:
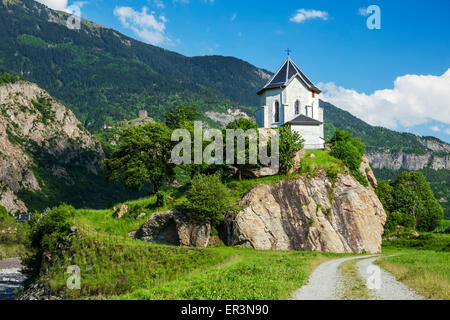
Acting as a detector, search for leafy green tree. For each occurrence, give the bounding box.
[165,104,200,129]
[377,172,443,232]
[224,118,259,180]
[278,126,304,174]
[185,173,234,226]
[102,123,174,193]
[329,129,367,186]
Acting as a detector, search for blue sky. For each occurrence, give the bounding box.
[38,0,450,143]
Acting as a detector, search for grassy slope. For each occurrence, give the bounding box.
[40,218,344,300]
[41,155,349,300]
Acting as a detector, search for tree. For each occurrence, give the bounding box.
[224,118,259,180]
[102,122,174,193]
[165,104,200,129]
[329,129,367,186]
[185,173,234,226]
[376,172,444,232]
[278,126,304,174]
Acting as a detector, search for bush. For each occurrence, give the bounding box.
[278,126,304,174]
[0,205,8,221]
[329,129,367,186]
[30,204,74,252]
[23,205,75,283]
[185,174,234,226]
[156,191,168,207]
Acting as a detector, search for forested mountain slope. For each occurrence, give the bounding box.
[0,0,270,130]
[0,78,144,213]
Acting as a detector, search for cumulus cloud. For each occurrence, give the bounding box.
[290,9,328,23]
[114,6,170,45]
[318,69,450,130]
[36,0,70,12]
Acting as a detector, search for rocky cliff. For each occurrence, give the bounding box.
[0,81,104,214]
[224,172,386,253]
[136,170,386,253]
[367,150,450,171]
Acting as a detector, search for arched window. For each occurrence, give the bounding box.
[295,100,300,115]
[274,101,280,123]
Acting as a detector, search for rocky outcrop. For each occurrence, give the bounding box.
[0,81,104,214]
[135,210,213,248]
[366,150,450,171]
[113,205,128,219]
[206,109,252,128]
[360,156,377,189]
[223,172,386,253]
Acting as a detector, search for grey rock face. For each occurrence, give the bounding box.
[135,210,213,247]
[223,173,386,253]
[0,81,104,213]
[366,150,450,171]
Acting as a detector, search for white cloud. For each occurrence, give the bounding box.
[318,69,450,130]
[150,0,165,9]
[114,6,170,45]
[446,128,450,135]
[290,9,328,23]
[431,125,441,132]
[36,0,70,12]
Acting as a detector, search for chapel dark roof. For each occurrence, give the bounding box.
[284,114,322,126]
[257,56,321,95]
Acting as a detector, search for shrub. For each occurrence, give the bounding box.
[23,205,75,283]
[185,174,234,226]
[156,191,168,207]
[30,204,74,252]
[0,205,8,221]
[278,126,304,174]
[329,129,368,186]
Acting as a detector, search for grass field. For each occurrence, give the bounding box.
[377,233,450,300]
[37,222,344,300]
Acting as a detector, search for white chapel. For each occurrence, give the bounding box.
[256,56,325,149]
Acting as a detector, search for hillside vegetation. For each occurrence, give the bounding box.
[0,0,270,130]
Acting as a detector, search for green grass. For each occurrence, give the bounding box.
[73,191,186,236]
[339,259,370,300]
[376,249,450,300]
[0,243,27,260]
[300,150,346,182]
[382,232,450,252]
[433,219,450,233]
[116,248,333,300]
[378,233,450,300]
[36,222,345,300]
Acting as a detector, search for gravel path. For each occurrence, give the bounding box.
[292,255,376,300]
[292,255,424,300]
[356,257,424,300]
[0,258,25,300]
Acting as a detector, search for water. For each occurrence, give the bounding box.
[0,259,25,300]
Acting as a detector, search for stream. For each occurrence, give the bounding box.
[0,258,25,300]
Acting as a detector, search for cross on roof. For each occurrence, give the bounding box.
[285,48,292,56]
